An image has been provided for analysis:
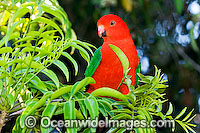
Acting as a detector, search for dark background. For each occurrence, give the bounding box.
[57,0,200,132]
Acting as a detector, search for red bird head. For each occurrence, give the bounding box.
[97,14,131,42]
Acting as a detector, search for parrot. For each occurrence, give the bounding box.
[85,14,140,95]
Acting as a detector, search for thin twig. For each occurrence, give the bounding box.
[117,75,126,91]
[176,47,200,73]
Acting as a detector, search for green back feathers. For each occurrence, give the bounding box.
[135,56,141,87]
[84,46,102,77]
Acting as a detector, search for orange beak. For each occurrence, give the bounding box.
[98,25,106,38]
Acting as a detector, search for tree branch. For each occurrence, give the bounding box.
[0,110,7,133]
[176,47,200,73]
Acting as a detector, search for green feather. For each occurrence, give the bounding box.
[84,46,102,77]
[135,56,141,87]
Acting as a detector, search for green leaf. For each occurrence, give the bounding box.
[153,91,165,99]
[50,85,73,100]
[53,60,69,82]
[40,3,70,31]
[82,128,90,133]
[70,77,95,98]
[39,30,58,38]
[84,96,99,119]
[73,40,94,55]
[176,120,189,133]
[64,100,77,133]
[0,11,11,26]
[0,47,12,54]
[84,46,102,77]
[109,44,129,73]
[62,51,78,76]
[111,109,133,115]
[116,128,126,133]
[75,109,84,120]
[99,102,114,117]
[42,69,60,89]
[31,17,64,39]
[74,92,87,118]
[4,18,26,46]
[84,96,98,133]
[29,61,45,70]
[26,73,48,93]
[182,109,194,122]
[41,102,58,132]
[137,73,152,84]
[111,113,132,120]
[184,124,196,133]
[20,100,38,128]
[137,108,152,122]
[186,114,196,123]
[174,0,184,15]
[98,100,113,110]
[135,56,141,86]
[187,123,197,127]
[91,87,129,103]
[166,102,173,116]
[68,42,90,63]
[155,84,168,89]
[0,60,6,66]
[12,116,22,132]
[42,102,58,118]
[99,104,108,117]
[41,4,65,24]
[9,7,29,24]
[106,127,121,133]
[157,112,165,120]
[175,107,187,119]
[25,91,53,116]
[134,128,146,133]
[133,84,151,94]
[189,26,199,52]
[7,94,14,108]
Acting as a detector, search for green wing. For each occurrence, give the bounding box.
[135,56,141,87]
[84,46,102,77]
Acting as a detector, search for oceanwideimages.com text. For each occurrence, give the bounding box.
[24,115,175,130]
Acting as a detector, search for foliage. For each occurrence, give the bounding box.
[12,49,197,132]
[0,0,197,133]
[0,0,94,132]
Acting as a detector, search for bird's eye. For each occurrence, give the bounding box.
[110,21,116,26]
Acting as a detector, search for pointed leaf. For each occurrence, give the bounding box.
[84,96,99,119]
[20,101,38,128]
[64,100,77,133]
[182,109,194,122]
[70,77,95,98]
[26,73,48,93]
[109,44,129,74]
[42,69,59,89]
[176,120,189,133]
[175,107,187,119]
[41,102,58,132]
[53,60,69,82]
[166,102,173,116]
[7,94,14,108]
[91,87,129,103]
[62,52,78,76]
[50,85,73,100]
[31,17,64,38]
[0,47,12,54]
